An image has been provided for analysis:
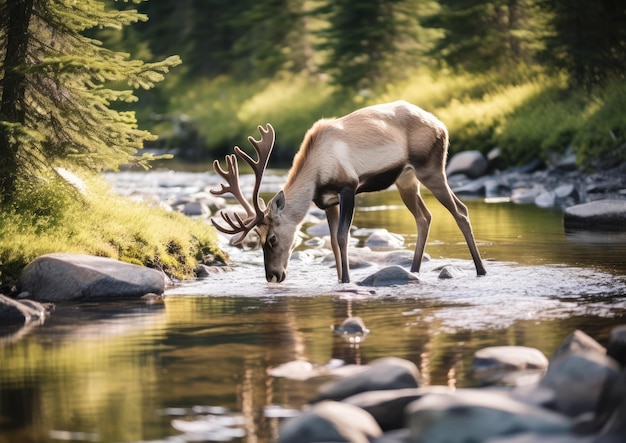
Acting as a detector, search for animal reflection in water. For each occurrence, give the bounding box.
[210,101,486,283]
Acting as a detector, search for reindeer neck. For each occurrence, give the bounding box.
[282,172,316,224]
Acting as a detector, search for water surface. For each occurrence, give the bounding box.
[1,182,625,443]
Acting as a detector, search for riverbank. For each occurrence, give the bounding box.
[0,169,225,290]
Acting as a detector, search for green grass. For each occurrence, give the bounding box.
[0,169,226,285]
[168,68,625,169]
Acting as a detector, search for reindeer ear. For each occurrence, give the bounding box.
[271,190,286,214]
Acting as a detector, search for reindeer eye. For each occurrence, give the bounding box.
[268,235,278,248]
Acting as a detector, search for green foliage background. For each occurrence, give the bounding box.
[1,0,625,284]
[118,0,625,168]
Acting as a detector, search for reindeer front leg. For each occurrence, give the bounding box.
[338,187,356,283]
[325,205,342,281]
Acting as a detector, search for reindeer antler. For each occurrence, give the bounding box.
[210,124,275,244]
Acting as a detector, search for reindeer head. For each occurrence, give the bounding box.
[210,124,296,283]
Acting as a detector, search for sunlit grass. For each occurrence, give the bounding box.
[0,169,225,283]
[168,67,625,168]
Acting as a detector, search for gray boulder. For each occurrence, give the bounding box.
[563,200,626,230]
[551,329,606,361]
[364,230,405,249]
[18,253,166,302]
[358,266,419,287]
[344,386,452,431]
[438,265,466,279]
[511,186,543,204]
[446,151,489,179]
[406,389,571,443]
[596,368,626,438]
[473,346,548,386]
[535,191,556,208]
[540,351,620,417]
[574,367,626,437]
[312,357,420,403]
[178,201,210,217]
[278,401,382,443]
[606,325,626,366]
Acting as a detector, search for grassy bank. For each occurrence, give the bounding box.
[162,69,625,168]
[0,169,226,286]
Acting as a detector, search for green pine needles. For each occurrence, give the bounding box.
[0,0,181,202]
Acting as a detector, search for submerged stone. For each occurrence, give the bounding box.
[358,266,419,287]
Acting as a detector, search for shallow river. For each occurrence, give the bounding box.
[1,173,626,443]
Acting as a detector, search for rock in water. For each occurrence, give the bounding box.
[358,266,419,286]
[18,253,166,302]
[406,389,571,443]
[563,199,626,230]
[0,294,50,326]
[312,356,420,403]
[278,401,382,443]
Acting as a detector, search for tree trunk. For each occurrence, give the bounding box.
[0,0,34,203]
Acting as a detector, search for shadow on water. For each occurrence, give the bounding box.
[1,189,625,443]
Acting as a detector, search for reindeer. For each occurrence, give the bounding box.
[210,100,487,283]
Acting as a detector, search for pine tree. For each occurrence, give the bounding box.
[426,0,538,73]
[0,0,181,203]
[537,0,626,88]
[314,0,421,91]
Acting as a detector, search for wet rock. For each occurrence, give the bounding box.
[268,360,316,380]
[437,265,466,279]
[554,183,576,199]
[18,253,166,302]
[485,178,511,198]
[344,386,452,431]
[446,151,488,179]
[535,191,556,208]
[140,293,164,305]
[178,201,210,217]
[278,401,382,443]
[312,357,420,403]
[381,250,417,267]
[573,365,626,437]
[551,329,606,361]
[556,153,578,171]
[194,263,233,278]
[595,368,626,438]
[452,177,488,196]
[406,389,571,443]
[473,346,548,386]
[358,266,419,287]
[539,351,620,417]
[511,186,543,204]
[333,316,370,343]
[0,294,50,326]
[564,200,626,230]
[606,325,626,366]
[364,229,404,249]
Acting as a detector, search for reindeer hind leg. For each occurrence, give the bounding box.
[417,168,486,275]
[396,169,431,273]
